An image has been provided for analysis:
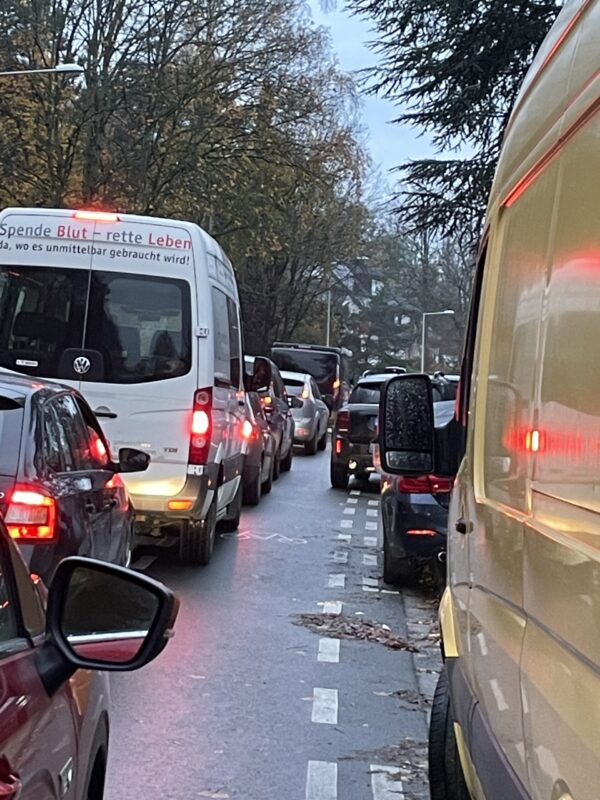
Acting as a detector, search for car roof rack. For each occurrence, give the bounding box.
[272,342,353,357]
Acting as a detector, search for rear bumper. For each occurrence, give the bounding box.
[293,420,317,442]
[331,437,375,472]
[382,494,447,560]
[131,467,217,537]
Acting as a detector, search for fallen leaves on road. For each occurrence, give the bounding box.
[342,739,429,798]
[293,613,419,652]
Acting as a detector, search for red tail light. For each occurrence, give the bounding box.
[335,438,343,455]
[5,486,57,541]
[397,475,454,494]
[337,410,350,432]
[242,419,254,440]
[189,388,212,465]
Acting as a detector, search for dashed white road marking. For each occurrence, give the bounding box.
[363,554,377,566]
[343,507,356,515]
[366,508,379,517]
[370,764,403,799]
[337,532,352,541]
[489,678,509,711]
[340,519,353,529]
[350,490,361,496]
[347,498,358,505]
[333,551,349,564]
[365,521,378,531]
[131,555,156,571]
[323,601,342,615]
[328,574,346,589]
[318,638,340,663]
[364,536,378,547]
[306,761,337,800]
[312,688,338,724]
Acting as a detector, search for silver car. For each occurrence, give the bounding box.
[281,370,330,455]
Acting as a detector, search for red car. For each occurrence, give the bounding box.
[0,519,178,799]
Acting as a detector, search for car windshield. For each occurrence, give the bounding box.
[349,383,382,404]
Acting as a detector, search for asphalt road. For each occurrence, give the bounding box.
[105,446,440,800]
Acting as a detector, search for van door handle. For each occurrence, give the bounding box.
[84,502,96,515]
[94,406,118,419]
[104,497,118,510]
[455,517,472,535]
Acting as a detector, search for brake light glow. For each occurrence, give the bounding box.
[192,410,210,435]
[242,419,254,440]
[189,388,212,465]
[333,379,341,391]
[73,210,119,222]
[335,438,343,455]
[407,529,437,537]
[398,475,453,494]
[262,396,272,405]
[5,486,57,541]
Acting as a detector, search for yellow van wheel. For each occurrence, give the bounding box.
[429,667,470,800]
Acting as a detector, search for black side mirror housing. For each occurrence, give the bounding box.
[117,447,151,473]
[378,374,436,475]
[288,396,303,409]
[36,557,179,695]
[245,356,272,393]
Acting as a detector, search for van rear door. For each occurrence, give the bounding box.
[78,218,198,503]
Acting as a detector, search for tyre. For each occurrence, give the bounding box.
[330,460,348,490]
[262,456,274,494]
[383,538,416,585]
[317,430,327,451]
[220,480,243,531]
[273,448,281,481]
[179,496,217,565]
[83,719,108,800]
[304,431,318,455]
[429,667,471,800]
[243,466,262,506]
[281,443,293,472]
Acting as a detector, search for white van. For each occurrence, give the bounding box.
[0,207,251,565]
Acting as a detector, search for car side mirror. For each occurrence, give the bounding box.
[37,557,179,695]
[245,356,272,393]
[288,396,303,409]
[117,447,150,473]
[378,374,435,475]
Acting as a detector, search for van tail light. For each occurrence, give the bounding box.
[5,486,57,542]
[189,388,212,465]
[335,438,343,455]
[242,419,254,440]
[397,475,454,494]
[337,410,350,433]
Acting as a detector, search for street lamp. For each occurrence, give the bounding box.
[0,63,84,78]
[420,310,455,373]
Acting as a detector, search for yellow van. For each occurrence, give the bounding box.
[379,2,600,798]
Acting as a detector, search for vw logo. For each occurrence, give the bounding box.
[73,356,91,375]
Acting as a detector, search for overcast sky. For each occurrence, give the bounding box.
[308,1,434,179]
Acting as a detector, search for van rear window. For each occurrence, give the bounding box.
[85,272,192,384]
[0,265,192,384]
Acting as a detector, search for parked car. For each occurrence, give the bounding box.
[380,400,455,584]
[330,373,391,490]
[0,517,177,800]
[0,207,248,566]
[245,356,295,477]
[281,370,329,454]
[241,391,276,505]
[0,373,149,586]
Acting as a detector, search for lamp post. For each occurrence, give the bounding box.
[420,310,455,373]
[0,63,84,78]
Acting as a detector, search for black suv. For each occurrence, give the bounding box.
[330,373,390,490]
